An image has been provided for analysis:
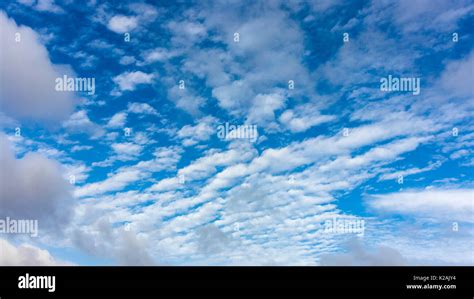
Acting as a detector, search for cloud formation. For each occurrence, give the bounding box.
[0,12,75,124]
[0,134,74,232]
[0,238,70,266]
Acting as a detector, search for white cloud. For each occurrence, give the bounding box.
[391,0,474,33]
[119,55,136,65]
[132,132,153,146]
[0,12,74,124]
[62,110,105,139]
[367,189,474,222]
[318,137,429,172]
[279,104,335,133]
[70,145,93,152]
[317,22,415,90]
[76,146,181,197]
[36,0,63,13]
[168,21,207,46]
[177,116,217,146]
[92,141,144,167]
[18,0,64,14]
[106,112,127,128]
[181,49,231,86]
[147,144,257,192]
[75,168,144,198]
[450,149,470,160]
[147,177,182,192]
[112,71,154,92]
[72,117,440,265]
[63,163,91,184]
[248,118,434,175]
[379,161,441,181]
[246,92,287,126]
[127,102,159,115]
[128,2,158,22]
[107,15,138,34]
[111,142,143,160]
[141,48,180,64]
[167,84,205,115]
[106,3,158,35]
[180,145,256,181]
[177,5,314,126]
[0,238,71,266]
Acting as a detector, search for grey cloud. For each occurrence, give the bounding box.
[319,238,407,266]
[0,134,74,234]
[196,224,231,255]
[0,12,75,124]
[72,218,155,266]
[440,51,474,99]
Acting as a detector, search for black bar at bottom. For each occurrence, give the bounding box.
[0,266,472,298]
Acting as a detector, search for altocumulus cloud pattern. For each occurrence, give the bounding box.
[0,0,473,266]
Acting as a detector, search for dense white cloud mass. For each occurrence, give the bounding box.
[367,189,474,222]
[0,12,74,124]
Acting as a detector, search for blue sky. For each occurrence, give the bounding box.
[0,0,473,266]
